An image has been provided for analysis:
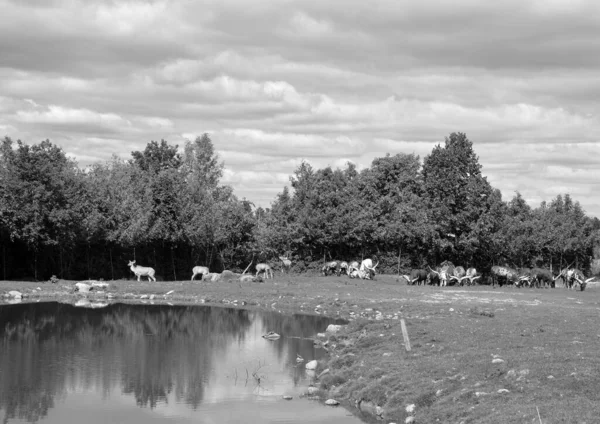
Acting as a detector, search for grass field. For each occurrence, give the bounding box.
[2,274,599,423]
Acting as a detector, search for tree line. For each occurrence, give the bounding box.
[0,132,598,281]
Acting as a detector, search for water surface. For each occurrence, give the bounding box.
[0,302,362,423]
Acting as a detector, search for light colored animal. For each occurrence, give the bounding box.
[449,266,466,285]
[460,267,480,286]
[348,261,360,275]
[279,256,292,273]
[567,269,595,291]
[322,261,338,276]
[256,263,273,279]
[490,265,519,287]
[191,266,209,281]
[349,269,370,279]
[337,261,349,276]
[429,261,454,286]
[360,259,379,279]
[128,260,156,282]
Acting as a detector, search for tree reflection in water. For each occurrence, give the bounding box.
[0,303,343,423]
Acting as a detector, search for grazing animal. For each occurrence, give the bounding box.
[191,266,209,281]
[337,261,349,276]
[490,265,519,287]
[460,267,480,286]
[408,269,428,285]
[256,263,273,279]
[128,260,156,282]
[530,268,554,288]
[449,266,466,285]
[360,259,379,280]
[566,269,595,291]
[279,256,292,273]
[322,261,338,276]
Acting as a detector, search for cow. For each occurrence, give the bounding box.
[348,261,360,275]
[337,261,349,276]
[360,259,379,280]
[406,269,428,286]
[322,261,338,276]
[490,265,519,287]
[429,261,455,287]
[256,263,274,279]
[460,267,480,286]
[191,266,210,281]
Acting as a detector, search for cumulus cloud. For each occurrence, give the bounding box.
[0,0,599,215]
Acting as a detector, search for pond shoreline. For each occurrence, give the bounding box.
[2,275,600,423]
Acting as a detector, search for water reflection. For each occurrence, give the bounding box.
[0,303,353,423]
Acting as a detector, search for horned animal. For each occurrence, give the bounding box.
[322,261,338,276]
[460,267,480,286]
[566,269,595,291]
[429,261,455,286]
[349,269,371,280]
[407,269,428,285]
[360,259,379,279]
[128,260,156,282]
[191,266,209,281]
[337,261,349,276]
[279,256,292,273]
[449,266,466,285]
[490,265,519,287]
[256,263,273,279]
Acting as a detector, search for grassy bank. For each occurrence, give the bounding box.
[2,275,599,423]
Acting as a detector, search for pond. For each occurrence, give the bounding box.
[0,302,363,423]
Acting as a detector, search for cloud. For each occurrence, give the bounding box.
[0,0,599,216]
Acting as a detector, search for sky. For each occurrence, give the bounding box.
[1,0,599,216]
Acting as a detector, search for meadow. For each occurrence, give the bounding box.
[2,274,599,423]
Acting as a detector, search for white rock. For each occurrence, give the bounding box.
[405,404,416,413]
[140,294,148,299]
[149,294,155,300]
[405,417,415,424]
[325,399,339,406]
[383,352,392,357]
[283,395,293,400]
[91,282,109,289]
[498,389,510,394]
[475,392,489,397]
[326,324,343,333]
[547,375,555,379]
[492,358,505,364]
[449,308,454,312]
[305,360,318,370]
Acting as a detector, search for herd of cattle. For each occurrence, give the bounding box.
[128,257,595,291]
[320,259,595,291]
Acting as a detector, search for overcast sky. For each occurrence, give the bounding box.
[1,0,599,216]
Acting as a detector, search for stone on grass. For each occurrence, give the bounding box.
[492,358,505,364]
[405,417,415,424]
[326,324,343,333]
[325,399,339,406]
[405,404,416,413]
[498,389,510,394]
[8,291,23,299]
[283,395,293,400]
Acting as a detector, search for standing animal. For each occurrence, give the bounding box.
[256,263,273,279]
[349,269,371,280]
[530,268,554,288]
[565,269,595,291]
[490,265,519,287]
[191,266,209,281]
[322,261,338,276]
[279,256,292,273]
[360,259,379,279]
[128,260,156,282]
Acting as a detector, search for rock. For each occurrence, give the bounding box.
[75,299,91,307]
[140,294,149,299]
[492,358,505,364]
[326,324,343,333]
[547,375,555,379]
[8,290,23,299]
[165,290,174,295]
[405,404,416,413]
[405,417,415,424]
[149,294,155,300]
[74,283,91,293]
[91,282,109,289]
[497,389,510,394]
[383,352,392,357]
[449,308,454,312]
[506,369,516,379]
[325,399,339,406]
[475,392,489,397]
[262,331,281,341]
[375,406,384,417]
[283,395,293,400]
[305,360,318,370]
